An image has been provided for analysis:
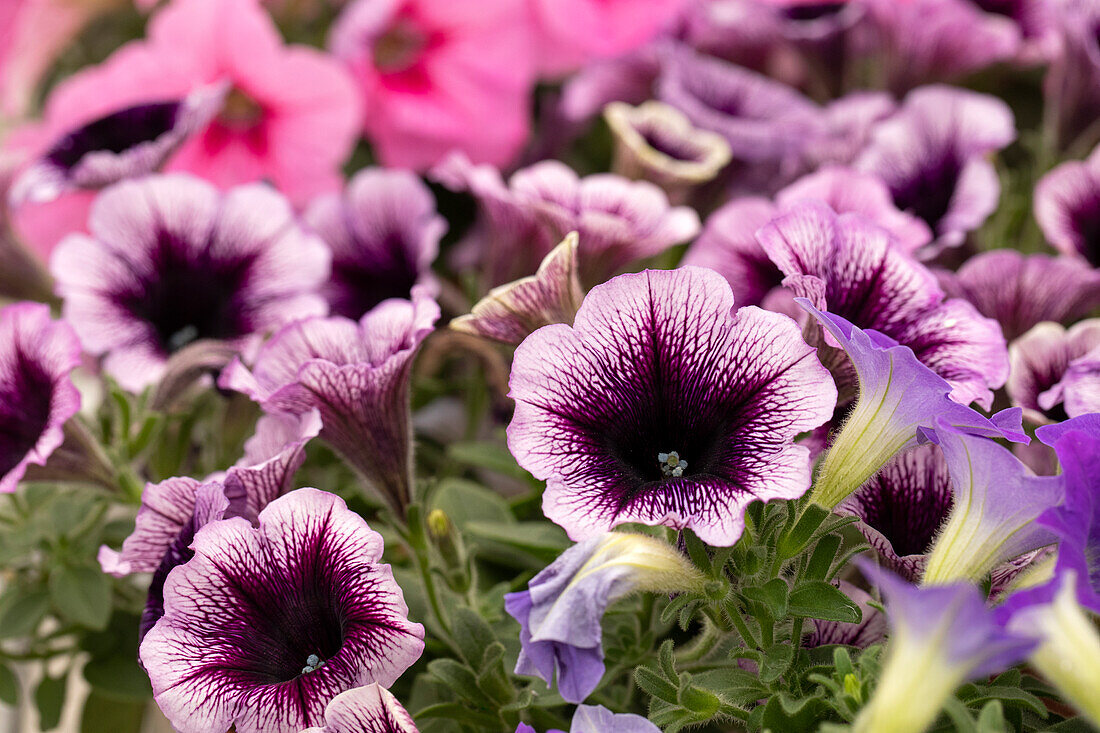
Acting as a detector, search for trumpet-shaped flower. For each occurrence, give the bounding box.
[1034,144,1100,266]
[1006,320,1100,424]
[508,267,836,545]
[799,301,1027,510]
[852,561,1034,733]
[515,704,661,733]
[140,489,425,733]
[504,532,705,703]
[302,684,418,733]
[0,302,82,493]
[50,174,331,393]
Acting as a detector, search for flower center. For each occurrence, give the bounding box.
[374,20,427,73]
[300,653,325,675]
[658,451,688,478]
[218,88,264,130]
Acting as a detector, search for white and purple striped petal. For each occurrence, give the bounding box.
[230,409,323,517]
[1007,320,1100,424]
[681,197,782,307]
[302,684,418,733]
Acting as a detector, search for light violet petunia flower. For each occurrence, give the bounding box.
[50,174,331,393]
[302,683,418,733]
[0,302,82,493]
[863,0,1020,93]
[1034,144,1100,266]
[450,233,584,346]
[852,561,1035,733]
[1044,0,1100,150]
[507,267,837,545]
[304,168,444,321]
[516,704,661,733]
[328,0,535,170]
[8,83,227,206]
[140,489,425,733]
[504,532,705,703]
[656,45,822,164]
[936,250,1100,341]
[921,422,1064,585]
[1006,320,1100,425]
[966,0,1058,63]
[855,85,1016,253]
[1062,344,1100,417]
[800,92,898,171]
[799,301,1027,510]
[757,202,1009,408]
[220,288,439,514]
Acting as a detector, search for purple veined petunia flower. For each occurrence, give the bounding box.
[304,168,445,321]
[302,683,418,733]
[965,0,1058,64]
[798,300,1027,510]
[1034,144,1100,267]
[655,45,823,164]
[855,85,1016,254]
[863,0,1020,93]
[504,532,706,704]
[1006,320,1100,425]
[219,288,439,514]
[602,100,732,200]
[8,82,228,207]
[1044,0,1100,151]
[774,166,933,256]
[50,173,331,393]
[140,488,425,733]
[508,267,837,545]
[516,704,661,733]
[851,561,1035,733]
[920,421,1064,586]
[936,250,1100,342]
[1062,344,1100,417]
[757,202,1009,408]
[799,91,898,171]
[450,233,584,346]
[0,302,82,493]
[229,408,323,518]
[804,580,887,649]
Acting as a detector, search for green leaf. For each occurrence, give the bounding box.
[49,564,111,630]
[0,588,50,639]
[805,534,842,581]
[965,686,1047,717]
[761,693,832,732]
[777,504,830,560]
[464,521,570,562]
[430,479,513,529]
[414,702,499,727]
[35,675,66,731]
[0,662,18,706]
[446,441,529,479]
[976,701,1009,733]
[81,691,145,733]
[759,642,795,684]
[427,659,495,708]
[681,530,712,574]
[83,655,152,701]
[743,578,789,621]
[788,581,861,623]
[689,668,766,708]
[450,607,498,670]
[635,666,678,704]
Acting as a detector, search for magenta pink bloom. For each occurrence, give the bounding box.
[0,302,82,493]
[1034,144,1100,267]
[507,267,837,546]
[51,174,331,393]
[305,168,444,320]
[328,0,535,170]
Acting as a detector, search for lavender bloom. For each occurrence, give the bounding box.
[864,0,1020,93]
[304,168,444,320]
[967,0,1058,63]
[220,289,439,514]
[855,85,1016,253]
[8,83,227,206]
[799,301,1027,509]
[921,422,1064,585]
[51,174,330,393]
[758,202,1009,408]
[451,233,584,346]
[1062,345,1100,417]
[559,43,665,125]
[0,303,82,493]
[936,250,1100,341]
[230,409,323,517]
[516,704,661,733]
[805,581,887,649]
[800,92,897,170]
[1044,0,1100,150]
[508,267,837,545]
[140,489,425,733]
[1007,320,1100,424]
[852,562,1035,733]
[680,197,781,307]
[656,45,822,164]
[1034,145,1100,266]
[302,684,418,733]
[504,532,706,703]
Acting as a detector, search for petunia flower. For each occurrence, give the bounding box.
[936,250,1100,341]
[966,0,1058,64]
[1006,320,1100,424]
[800,92,897,170]
[0,302,82,493]
[504,532,706,703]
[1034,144,1100,266]
[516,704,661,733]
[327,0,535,170]
[1062,345,1100,418]
[220,288,439,514]
[855,85,1015,253]
[140,488,425,733]
[302,684,418,733]
[450,233,583,346]
[921,422,1064,585]
[8,83,227,206]
[757,202,1008,408]
[851,561,1034,733]
[508,267,837,545]
[229,409,323,517]
[50,174,331,393]
[304,168,444,320]
[799,301,1027,510]
[1044,0,1100,150]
